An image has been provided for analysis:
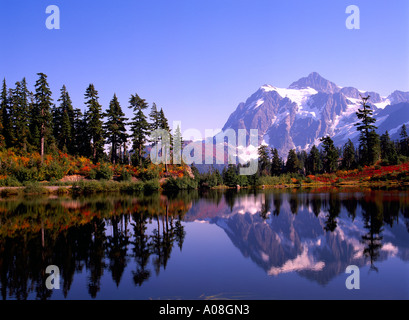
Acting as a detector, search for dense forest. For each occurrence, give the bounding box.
[0,73,175,165]
[0,73,190,188]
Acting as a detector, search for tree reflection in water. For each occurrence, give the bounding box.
[0,188,408,299]
[0,192,191,299]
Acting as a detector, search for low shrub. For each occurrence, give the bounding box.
[14,166,38,183]
[304,176,313,184]
[23,183,48,194]
[139,167,159,181]
[118,168,132,182]
[0,176,21,187]
[96,163,113,180]
[162,177,197,191]
[119,181,145,193]
[144,179,161,192]
[43,162,66,181]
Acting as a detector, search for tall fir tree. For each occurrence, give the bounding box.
[306,145,322,175]
[258,145,270,176]
[33,73,53,162]
[0,79,7,148]
[173,124,183,165]
[222,164,238,187]
[341,139,356,170]
[74,109,91,157]
[270,148,282,176]
[158,108,172,171]
[355,95,380,165]
[2,83,17,149]
[285,149,300,174]
[297,150,308,175]
[84,84,105,163]
[148,102,160,159]
[128,93,149,167]
[380,131,398,165]
[320,136,339,173]
[149,102,160,131]
[399,124,409,157]
[54,85,75,153]
[104,94,128,164]
[14,78,33,152]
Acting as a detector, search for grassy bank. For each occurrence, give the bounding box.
[0,179,161,197]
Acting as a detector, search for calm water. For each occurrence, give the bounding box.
[0,188,409,300]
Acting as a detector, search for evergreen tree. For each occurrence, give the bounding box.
[148,103,161,161]
[270,148,282,176]
[10,79,32,152]
[380,131,398,165]
[33,73,53,162]
[222,164,238,187]
[104,94,128,164]
[149,102,160,132]
[285,149,300,174]
[54,85,75,153]
[128,93,149,167]
[366,130,381,165]
[2,82,16,149]
[74,109,90,157]
[341,139,356,170]
[297,150,308,175]
[399,124,409,157]
[355,95,379,165]
[0,79,7,148]
[84,84,105,162]
[158,108,172,171]
[320,136,338,173]
[258,145,270,176]
[306,145,322,175]
[173,124,183,165]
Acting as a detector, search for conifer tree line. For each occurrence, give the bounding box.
[0,73,173,166]
[255,95,409,177]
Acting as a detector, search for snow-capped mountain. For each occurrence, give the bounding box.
[221,72,409,158]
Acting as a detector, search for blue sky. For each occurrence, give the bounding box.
[0,0,408,135]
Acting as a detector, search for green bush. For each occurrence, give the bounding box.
[162,177,197,191]
[71,180,119,194]
[118,168,132,182]
[14,166,38,183]
[139,167,159,181]
[96,163,113,180]
[23,183,48,194]
[304,176,313,183]
[44,162,66,181]
[0,176,21,187]
[88,168,97,179]
[144,179,160,192]
[120,181,145,193]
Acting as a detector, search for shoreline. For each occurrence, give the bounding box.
[0,179,408,198]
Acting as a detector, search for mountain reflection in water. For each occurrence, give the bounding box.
[0,189,408,300]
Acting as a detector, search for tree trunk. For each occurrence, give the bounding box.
[40,135,44,164]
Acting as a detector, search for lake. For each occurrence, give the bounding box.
[0,188,408,300]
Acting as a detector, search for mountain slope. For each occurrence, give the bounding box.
[221,72,409,158]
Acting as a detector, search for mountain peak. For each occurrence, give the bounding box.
[289,72,340,94]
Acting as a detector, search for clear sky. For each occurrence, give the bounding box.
[0,0,408,136]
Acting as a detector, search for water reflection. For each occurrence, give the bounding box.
[0,193,191,299]
[184,189,409,285]
[0,189,408,299]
